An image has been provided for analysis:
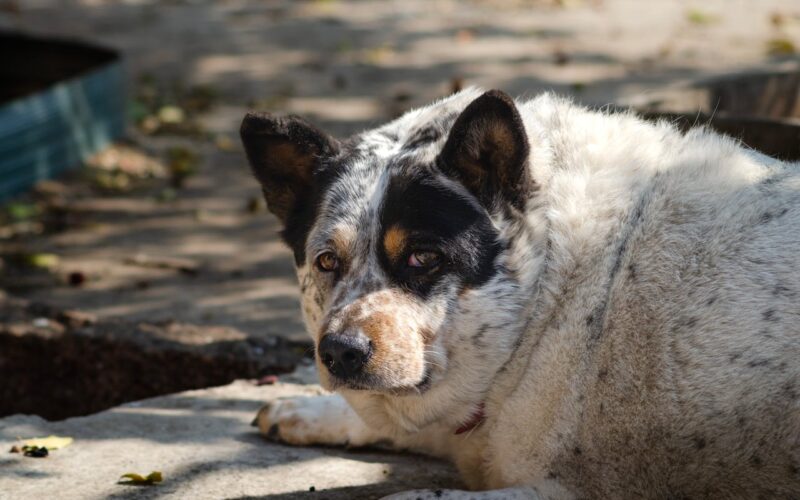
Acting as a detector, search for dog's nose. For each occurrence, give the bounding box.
[318,333,372,380]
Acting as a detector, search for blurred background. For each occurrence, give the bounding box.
[0,0,799,419]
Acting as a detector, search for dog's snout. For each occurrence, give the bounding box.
[318,333,372,380]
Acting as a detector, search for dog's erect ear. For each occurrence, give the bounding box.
[438,90,533,211]
[240,112,339,224]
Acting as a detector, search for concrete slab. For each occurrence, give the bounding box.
[0,374,460,500]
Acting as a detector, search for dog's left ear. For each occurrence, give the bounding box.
[240,112,339,224]
[438,90,533,211]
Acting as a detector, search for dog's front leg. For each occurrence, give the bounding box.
[254,394,452,456]
[254,394,382,447]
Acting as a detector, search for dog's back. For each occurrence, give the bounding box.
[489,104,800,497]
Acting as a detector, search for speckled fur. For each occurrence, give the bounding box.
[249,88,800,499]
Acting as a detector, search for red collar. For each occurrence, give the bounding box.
[454,403,486,435]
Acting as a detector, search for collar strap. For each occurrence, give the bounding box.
[454,403,486,435]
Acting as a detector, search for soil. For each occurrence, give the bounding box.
[0,32,118,102]
[0,297,310,420]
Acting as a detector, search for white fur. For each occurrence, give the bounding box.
[256,89,800,498]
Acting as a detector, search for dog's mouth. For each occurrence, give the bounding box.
[412,368,433,392]
[323,365,434,395]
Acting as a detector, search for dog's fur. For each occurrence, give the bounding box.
[241,88,800,499]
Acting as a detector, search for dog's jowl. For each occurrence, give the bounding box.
[241,88,800,499]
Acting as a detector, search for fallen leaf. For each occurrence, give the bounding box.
[119,471,163,485]
[214,134,236,152]
[686,8,718,25]
[23,435,73,450]
[22,253,59,269]
[770,12,786,28]
[6,202,39,221]
[767,37,796,56]
[166,147,199,188]
[157,105,185,125]
[183,84,220,113]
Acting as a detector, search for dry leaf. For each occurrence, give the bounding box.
[767,37,796,56]
[23,253,60,269]
[119,471,163,485]
[23,435,73,450]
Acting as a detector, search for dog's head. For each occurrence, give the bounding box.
[241,89,541,429]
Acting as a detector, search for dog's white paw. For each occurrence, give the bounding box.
[253,394,376,447]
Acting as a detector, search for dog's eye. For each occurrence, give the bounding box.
[407,251,441,269]
[315,252,340,272]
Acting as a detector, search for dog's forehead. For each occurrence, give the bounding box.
[309,89,483,251]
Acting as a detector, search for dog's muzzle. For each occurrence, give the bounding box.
[318,332,372,380]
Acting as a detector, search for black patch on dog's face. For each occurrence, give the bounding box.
[378,171,502,297]
[280,163,345,265]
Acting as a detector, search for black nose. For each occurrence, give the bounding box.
[318,334,372,380]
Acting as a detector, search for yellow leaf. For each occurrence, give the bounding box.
[23,253,60,269]
[767,37,796,56]
[119,471,163,485]
[22,435,73,450]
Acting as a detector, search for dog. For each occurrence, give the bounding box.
[240,88,800,499]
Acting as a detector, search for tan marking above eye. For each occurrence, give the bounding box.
[383,225,407,261]
[331,225,356,254]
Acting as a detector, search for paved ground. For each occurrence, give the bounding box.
[0,371,461,500]
[0,0,798,498]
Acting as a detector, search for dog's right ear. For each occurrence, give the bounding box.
[240,113,339,224]
[438,90,533,212]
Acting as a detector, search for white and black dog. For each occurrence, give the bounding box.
[241,88,800,499]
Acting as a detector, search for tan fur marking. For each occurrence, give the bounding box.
[331,225,355,255]
[325,290,427,388]
[383,225,407,262]
[356,311,394,365]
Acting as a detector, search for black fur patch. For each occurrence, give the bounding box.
[280,160,346,265]
[402,126,442,151]
[378,171,502,297]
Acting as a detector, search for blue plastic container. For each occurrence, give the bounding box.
[0,33,125,200]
